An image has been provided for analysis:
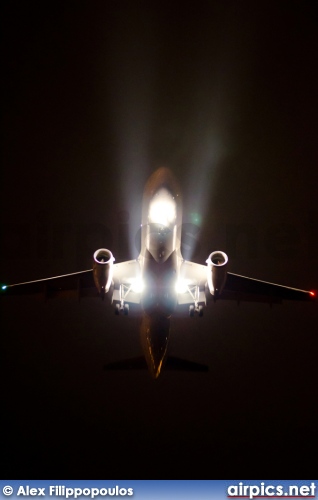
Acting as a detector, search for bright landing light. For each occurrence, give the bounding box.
[131,277,144,293]
[175,278,190,294]
[148,189,176,227]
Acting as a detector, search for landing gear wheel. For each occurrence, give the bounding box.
[115,304,120,315]
[198,305,204,317]
[189,305,195,317]
[124,304,129,315]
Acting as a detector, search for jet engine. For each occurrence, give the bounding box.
[206,251,228,297]
[93,248,115,298]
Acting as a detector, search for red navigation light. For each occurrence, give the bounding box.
[310,291,315,297]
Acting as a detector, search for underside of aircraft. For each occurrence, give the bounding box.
[1,168,316,378]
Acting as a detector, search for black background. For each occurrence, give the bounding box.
[1,1,318,478]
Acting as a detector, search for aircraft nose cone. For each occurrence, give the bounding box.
[140,314,170,379]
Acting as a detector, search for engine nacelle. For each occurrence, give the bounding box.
[206,251,228,297]
[93,248,115,298]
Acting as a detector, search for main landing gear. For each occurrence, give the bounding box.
[114,283,130,315]
[187,285,204,317]
[115,303,129,315]
[189,304,204,317]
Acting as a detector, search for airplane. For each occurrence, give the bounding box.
[1,167,316,378]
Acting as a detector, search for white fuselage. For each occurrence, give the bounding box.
[139,168,183,317]
[137,168,183,378]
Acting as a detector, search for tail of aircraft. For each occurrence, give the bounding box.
[103,312,208,378]
[104,356,208,375]
[139,314,170,379]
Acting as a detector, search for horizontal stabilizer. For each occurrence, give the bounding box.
[104,357,148,371]
[104,356,208,372]
[165,356,208,372]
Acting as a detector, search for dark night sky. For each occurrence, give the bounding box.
[1,1,318,477]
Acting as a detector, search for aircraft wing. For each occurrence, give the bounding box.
[1,269,97,299]
[1,259,142,304]
[111,259,142,305]
[177,261,208,305]
[178,261,315,305]
[220,272,315,304]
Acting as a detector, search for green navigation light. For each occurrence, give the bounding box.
[2,285,7,290]
[190,212,202,226]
